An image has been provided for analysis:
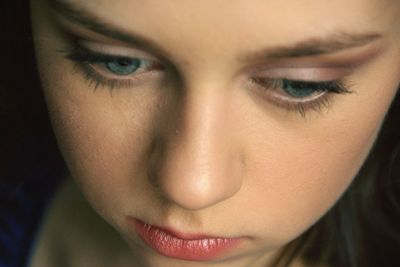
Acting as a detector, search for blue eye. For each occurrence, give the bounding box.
[62,44,156,77]
[281,80,323,98]
[105,58,142,75]
[62,44,166,91]
[250,77,353,116]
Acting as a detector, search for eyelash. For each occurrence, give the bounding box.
[61,44,353,117]
[61,44,164,90]
[250,78,353,117]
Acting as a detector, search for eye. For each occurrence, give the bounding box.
[61,43,164,90]
[281,80,326,98]
[250,77,353,116]
[104,58,145,76]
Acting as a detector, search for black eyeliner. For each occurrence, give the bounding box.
[281,79,354,94]
[60,42,133,64]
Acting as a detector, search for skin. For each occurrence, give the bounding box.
[30,0,400,266]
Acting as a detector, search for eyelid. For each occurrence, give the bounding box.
[61,42,166,90]
[242,39,384,74]
[268,87,328,108]
[70,37,161,62]
[253,67,352,81]
[247,76,353,117]
[62,41,164,70]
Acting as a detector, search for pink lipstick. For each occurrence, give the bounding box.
[132,219,243,261]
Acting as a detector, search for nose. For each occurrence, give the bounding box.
[148,87,243,210]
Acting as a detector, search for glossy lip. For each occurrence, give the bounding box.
[130,218,244,261]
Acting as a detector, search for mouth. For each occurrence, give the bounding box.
[129,218,244,261]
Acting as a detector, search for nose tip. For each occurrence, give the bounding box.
[149,138,243,210]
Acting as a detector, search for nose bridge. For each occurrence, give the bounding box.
[151,84,243,210]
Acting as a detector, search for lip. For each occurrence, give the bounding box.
[130,218,243,261]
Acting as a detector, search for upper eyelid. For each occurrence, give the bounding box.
[61,45,157,67]
[82,51,147,63]
[62,36,160,59]
[251,67,351,82]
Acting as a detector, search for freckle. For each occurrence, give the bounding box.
[182,60,191,67]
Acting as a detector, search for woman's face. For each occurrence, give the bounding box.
[31,0,400,266]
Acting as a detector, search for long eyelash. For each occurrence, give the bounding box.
[252,78,353,117]
[284,92,333,117]
[59,44,159,92]
[74,62,136,92]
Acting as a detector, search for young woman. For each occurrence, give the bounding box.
[2,0,400,266]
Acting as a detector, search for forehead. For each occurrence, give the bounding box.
[75,0,390,31]
[55,1,394,46]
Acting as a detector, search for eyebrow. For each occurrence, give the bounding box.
[47,0,382,61]
[47,0,169,57]
[241,32,382,61]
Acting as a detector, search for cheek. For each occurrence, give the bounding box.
[238,123,376,246]
[251,125,376,224]
[37,54,166,223]
[238,83,396,245]
[46,92,150,205]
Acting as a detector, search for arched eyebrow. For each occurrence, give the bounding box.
[47,0,382,61]
[46,0,170,58]
[239,32,382,61]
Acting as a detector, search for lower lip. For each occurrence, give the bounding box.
[132,219,243,261]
